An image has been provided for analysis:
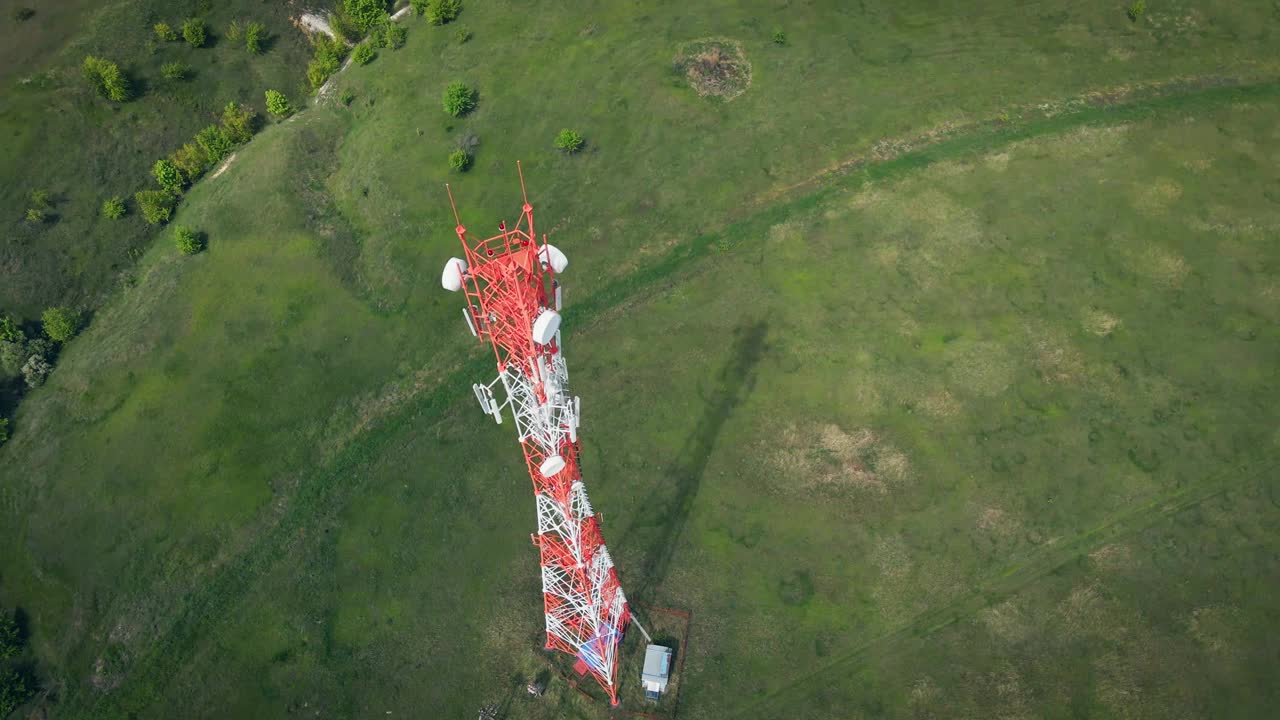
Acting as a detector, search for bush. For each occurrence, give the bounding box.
[345,0,389,32]
[772,28,787,45]
[160,61,192,80]
[152,158,186,194]
[226,20,243,42]
[154,22,178,41]
[307,36,348,90]
[196,125,234,162]
[0,315,20,343]
[24,208,45,223]
[453,24,472,43]
[1127,0,1145,21]
[174,225,205,255]
[339,89,355,106]
[245,21,267,54]
[0,667,33,718]
[13,7,34,22]
[353,42,375,65]
[24,189,51,223]
[182,17,207,47]
[221,102,257,144]
[0,611,18,658]
[135,189,176,224]
[21,353,51,388]
[42,307,79,342]
[423,0,462,25]
[385,21,407,49]
[554,128,584,153]
[82,56,129,101]
[101,196,126,219]
[265,89,292,117]
[0,418,8,446]
[448,149,472,172]
[442,80,475,116]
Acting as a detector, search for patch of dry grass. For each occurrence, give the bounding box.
[674,38,752,101]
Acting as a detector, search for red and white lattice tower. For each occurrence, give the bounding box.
[440,164,631,705]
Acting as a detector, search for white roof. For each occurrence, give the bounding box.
[642,644,672,684]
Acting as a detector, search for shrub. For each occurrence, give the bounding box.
[353,42,375,65]
[307,36,347,90]
[385,21,407,49]
[0,610,22,656]
[196,124,235,161]
[13,7,35,22]
[1127,0,1145,21]
[24,208,45,223]
[160,61,192,80]
[265,90,292,117]
[29,190,51,209]
[0,315,20,343]
[0,339,25,376]
[21,354,51,387]
[82,56,129,101]
[172,142,210,178]
[221,102,257,143]
[554,128,584,153]
[423,0,462,25]
[0,667,33,718]
[174,225,204,255]
[154,22,178,41]
[226,20,243,42]
[182,17,207,47]
[135,189,176,224]
[0,418,8,446]
[339,89,355,106]
[101,196,126,219]
[42,307,79,342]
[442,80,475,116]
[245,21,267,54]
[344,0,389,32]
[448,149,472,172]
[453,24,472,44]
[772,28,787,45]
[153,159,186,194]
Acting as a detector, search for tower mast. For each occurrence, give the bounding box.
[441,164,631,705]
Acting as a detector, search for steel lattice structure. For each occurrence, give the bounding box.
[441,164,631,705]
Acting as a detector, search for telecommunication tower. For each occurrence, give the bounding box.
[440,164,631,705]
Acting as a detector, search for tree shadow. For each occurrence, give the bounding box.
[622,321,769,596]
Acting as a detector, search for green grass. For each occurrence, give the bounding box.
[0,0,312,320]
[1,1,1279,718]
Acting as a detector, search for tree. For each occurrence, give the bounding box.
[555,128,584,153]
[42,307,80,342]
[0,418,9,446]
[154,22,178,41]
[245,21,267,54]
[82,56,129,101]
[153,159,186,194]
[421,0,462,25]
[101,196,126,219]
[135,189,176,224]
[0,315,20,343]
[195,125,235,162]
[442,80,475,116]
[174,226,205,255]
[182,18,207,47]
[265,90,292,117]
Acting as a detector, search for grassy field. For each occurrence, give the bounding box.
[1,1,1279,718]
[0,0,312,320]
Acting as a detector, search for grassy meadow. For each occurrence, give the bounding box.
[1,1,1279,718]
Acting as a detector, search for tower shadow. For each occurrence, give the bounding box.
[623,321,769,596]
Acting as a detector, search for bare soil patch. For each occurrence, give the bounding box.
[674,38,752,101]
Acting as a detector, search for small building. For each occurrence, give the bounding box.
[641,644,673,701]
